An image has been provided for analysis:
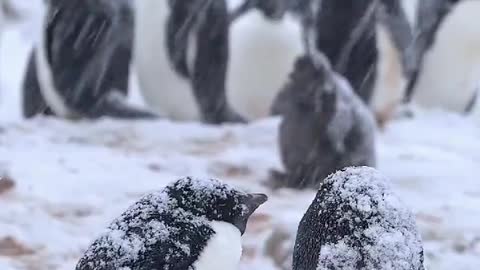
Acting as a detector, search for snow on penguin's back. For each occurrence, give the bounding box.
[75,177,267,270]
[293,167,425,270]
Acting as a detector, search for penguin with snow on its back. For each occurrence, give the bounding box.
[22,0,157,119]
[404,0,480,115]
[268,53,376,190]
[75,177,268,270]
[293,167,425,270]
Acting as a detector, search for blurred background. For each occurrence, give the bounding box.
[0,1,479,270]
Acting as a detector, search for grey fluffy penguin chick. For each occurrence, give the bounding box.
[76,177,267,270]
[293,167,425,270]
[269,55,376,190]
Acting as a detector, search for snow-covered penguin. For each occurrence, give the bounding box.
[268,54,376,190]
[75,177,268,270]
[404,0,480,114]
[134,0,303,122]
[293,167,425,270]
[22,0,156,119]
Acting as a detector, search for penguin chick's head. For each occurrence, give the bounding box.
[293,167,425,270]
[166,177,268,234]
[284,55,338,120]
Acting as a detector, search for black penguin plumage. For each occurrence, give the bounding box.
[293,167,425,270]
[312,0,413,104]
[75,177,267,270]
[269,54,376,190]
[22,0,156,119]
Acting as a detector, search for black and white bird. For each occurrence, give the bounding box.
[269,54,376,190]
[264,0,414,124]
[133,0,303,123]
[75,177,268,270]
[404,0,480,115]
[293,167,425,270]
[22,0,156,119]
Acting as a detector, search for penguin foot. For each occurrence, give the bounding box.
[203,106,247,124]
[88,91,159,120]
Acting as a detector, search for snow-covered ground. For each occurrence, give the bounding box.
[1,4,480,270]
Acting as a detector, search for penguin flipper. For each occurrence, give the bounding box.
[22,49,54,118]
[192,1,246,124]
[45,1,137,119]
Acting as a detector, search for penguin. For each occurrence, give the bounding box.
[75,177,268,270]
[133,0,303,123]
[297,0,412,107]
[293,167,425,270]
[268,54,376,190]
[404,0,480,114]
[22,0,157,119]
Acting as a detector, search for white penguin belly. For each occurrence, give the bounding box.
[35,13,73,118]
[412,1,480,112]
[227,12,303,120]
[371,23,408,119]
[133,0,201,121]
[194,221,242,270]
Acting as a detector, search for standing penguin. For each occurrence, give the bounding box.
[298,0,413,107]
[134,0,303,123]
[75,177,268,270]
[134,0,243,123]
[22,0,156,119]
[293,167,425,270]
[404,0,480,114]
[268,54,376,190]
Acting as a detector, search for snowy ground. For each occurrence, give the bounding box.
[1,6,480,270]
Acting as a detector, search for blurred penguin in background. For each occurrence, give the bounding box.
[404,0,480,116]
[269,53,376,190]
[22,0,157,119]
[306,0,414,125]
[134,0,303,123]
[263,0,414,125]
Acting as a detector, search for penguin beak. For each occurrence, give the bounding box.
[234,193,268,235]
[246,193,268,211]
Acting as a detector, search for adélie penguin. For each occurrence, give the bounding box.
[75,177,268,270]
[134,0,303,122]
[22,0,157,119]
[293,167,425,270]
[405,0,480,114]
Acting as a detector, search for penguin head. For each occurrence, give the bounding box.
[296,55,340,120]
[293,167,425,270]
[166,177,268,234]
